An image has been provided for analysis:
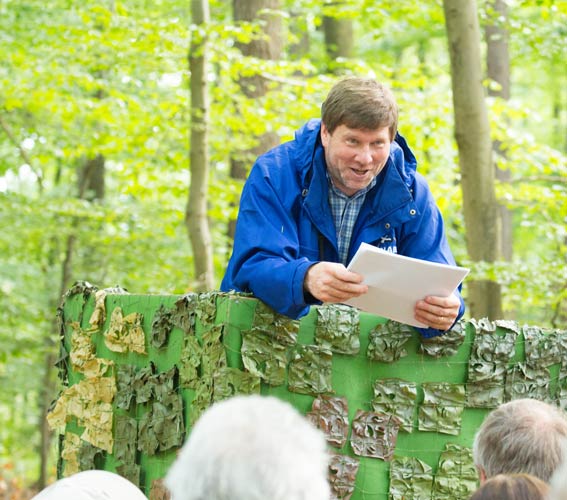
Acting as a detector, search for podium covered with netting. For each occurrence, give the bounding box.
[49,282,566,499]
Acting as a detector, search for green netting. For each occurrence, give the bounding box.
[50,284,567,499]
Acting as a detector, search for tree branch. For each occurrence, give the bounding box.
[0,112,44,193]
[508,175,565,184]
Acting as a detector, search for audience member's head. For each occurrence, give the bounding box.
[468,473,549,500]
[165,394,330,500]
[473,398,567,483]
[548,447,567,500]
[31,470,146,500]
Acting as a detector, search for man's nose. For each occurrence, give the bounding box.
[355,145,373,164]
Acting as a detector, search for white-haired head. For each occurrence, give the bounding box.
[473,398,567,483]
[548,442,567,500]
[31,470,146,500]
[165,395,331,500]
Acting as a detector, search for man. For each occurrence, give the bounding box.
[221,77,464,337]
[31,470,147,500]
[549,448,567,500]
[164,395,330,500]
[473,398,567,483]
[469,474,549,500]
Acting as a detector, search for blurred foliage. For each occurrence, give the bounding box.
[0,0,565,487]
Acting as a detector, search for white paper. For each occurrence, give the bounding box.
[344,242,469,328]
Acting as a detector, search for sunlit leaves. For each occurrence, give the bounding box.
[1,0,566,484]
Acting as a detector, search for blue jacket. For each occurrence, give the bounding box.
[221,119,465,337]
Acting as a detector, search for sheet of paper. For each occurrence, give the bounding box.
[344,242,469,328]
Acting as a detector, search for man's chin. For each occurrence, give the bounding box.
[347,179,371,192]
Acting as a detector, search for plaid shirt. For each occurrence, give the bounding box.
[328,175,377,265]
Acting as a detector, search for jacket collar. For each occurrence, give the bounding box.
[300,121,418,228]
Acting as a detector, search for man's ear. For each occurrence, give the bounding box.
[477,466,487,484]
[320,122,330,148]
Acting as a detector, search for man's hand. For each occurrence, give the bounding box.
[414,293,461,331]
[304,262,368,303]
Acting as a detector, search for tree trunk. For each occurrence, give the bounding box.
[323,1,353,73]
[550,59,567,153]
[485,0,513,262]
[186,0,214,291]
[37,337,57,488]
[38,245,74,488]
[37,154,106,488]
[443,0,502,320]
[288,9,310,61]
[228,0,282,242]
[78,154,105,201]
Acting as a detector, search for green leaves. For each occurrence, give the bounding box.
[1,0,566,486]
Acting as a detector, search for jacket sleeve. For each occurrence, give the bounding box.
[220,159,315,319]
[398,173,465,338]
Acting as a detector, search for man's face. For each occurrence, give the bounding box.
[321,123,391,196]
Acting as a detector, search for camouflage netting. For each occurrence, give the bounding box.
[49,282,567,499]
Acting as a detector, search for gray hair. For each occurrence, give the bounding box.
[164,395,330,500]
[31,470,147,500]
[321,77,398,140]
[548,445,567,500]
[473,398,567,482]
[469,473,549,500]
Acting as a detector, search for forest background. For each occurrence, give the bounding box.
[0,0,565,494]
